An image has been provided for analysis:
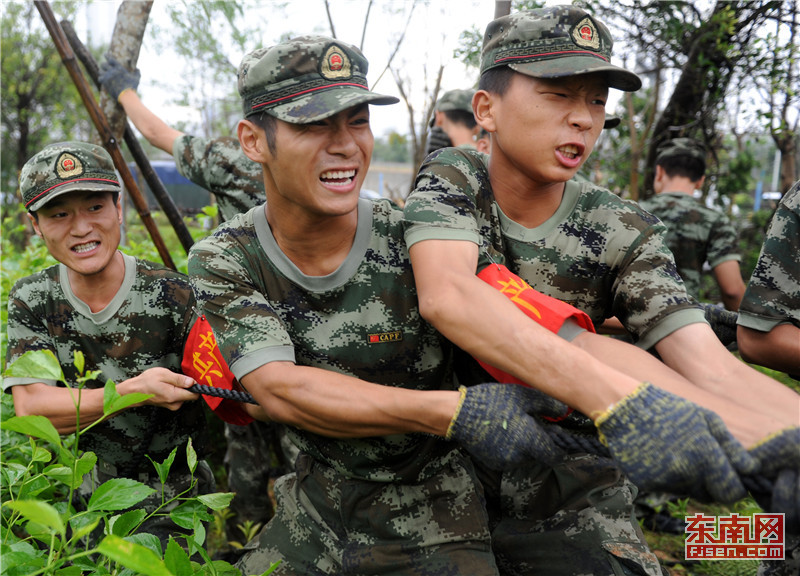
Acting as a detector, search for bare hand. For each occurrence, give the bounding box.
[121,368,199,411]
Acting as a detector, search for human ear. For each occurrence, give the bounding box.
[238,119,268,162]
[27,212,42,237]
[473,90,497,133]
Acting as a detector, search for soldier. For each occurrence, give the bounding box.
[404,6,799,574]
[426,88,479,155]
[4,141,214,546]
[639,137,746,311]
[737,180,800,377]
[188,34,763,576]
[99,55,294,542]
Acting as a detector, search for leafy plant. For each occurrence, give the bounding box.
[1,349,279,576]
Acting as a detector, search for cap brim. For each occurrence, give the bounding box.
[266,87,399,124]
[27,180,120,212]
[604,115,621,129]
[509,57,642,92]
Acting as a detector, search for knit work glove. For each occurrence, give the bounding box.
[99,54,141,101]
[426,126,453,155]
[595,382,758,503]
[445,383,564,470]
[773,469,800,535]
[749,427,800,477]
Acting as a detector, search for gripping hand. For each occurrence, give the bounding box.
[595,382,758,503]
[446,383,564,470]
[750,427,800,477]
[99,54,141,101]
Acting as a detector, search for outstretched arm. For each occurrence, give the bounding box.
[11,368,199,434]
[737,323,800,376]
[712,259,746,311]
[117,90,184,155]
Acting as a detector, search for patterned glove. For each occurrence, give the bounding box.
[772,469,800,535]
[750,427,800,477]
[701,303,738,347]
[595,382,758,503]
[446,383,565,470]
[426,126,453,155]
[98,54,141,101]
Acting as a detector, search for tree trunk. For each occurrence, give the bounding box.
[102,1,152,140]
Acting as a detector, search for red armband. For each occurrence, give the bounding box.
[475,264,596,421]
[182,315,253,426]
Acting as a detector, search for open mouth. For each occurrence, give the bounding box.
[72,241,99,254]
[320,169,356,188]
[557,144,581,160]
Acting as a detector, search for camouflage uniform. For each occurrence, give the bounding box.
[172,133,291,539]
[639,193,740,300]
[189,199,497,575]
[172,135,263,222]
[737,181,800,333]
[405,145,676,576]
[4,252,213,544]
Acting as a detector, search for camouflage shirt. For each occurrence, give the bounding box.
[404,147,704,349]
[172,134,263,221]
[638,192,740,299]
[188,199,456,482]
[4,253,207,471]
[738,181,800,331]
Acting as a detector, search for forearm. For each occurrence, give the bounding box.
[738,323,800,375]
[656,323,800,427]
[240,361,459,437]
[11,383,108,434]
[573,331,785,446]
[117,90,183,154]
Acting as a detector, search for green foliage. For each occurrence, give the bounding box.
[0,350,280,575]
[372,131,411,163]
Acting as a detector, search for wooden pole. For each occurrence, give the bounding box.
[34,0,176,270]
[61,20,195,254]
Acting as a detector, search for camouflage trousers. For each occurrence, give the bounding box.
[224,420,296,540]
[236,449,499,575]
[478,453,664,576]
[77,456,216,549]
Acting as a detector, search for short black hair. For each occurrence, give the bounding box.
[657,155,706,182]
[442,109,477,129]
[478,66,515,96]
[251,112,279,156]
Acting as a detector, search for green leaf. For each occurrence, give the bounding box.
[3,500,65,535]
[186,438,197,474]
[196,492,234,510]
[68,511,102,544]
[110,509,147,537]
[1,415,61,447]
[31,444,52,463]
[103,379,152,416]
[147,447,177,484]
[88,478,156,512]
[44,465,78,486]
[73,350,85,375]
[96,534,172,576]
[55,566,84,576]
[170,500,211,530]
[2,349,64,382]
[164,537,192,576]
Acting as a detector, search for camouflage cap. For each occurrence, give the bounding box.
[481,6,641,92]
[20,141,120,212]
[436,89,475,114]
[238,35,398,123]
[655,137,706,165]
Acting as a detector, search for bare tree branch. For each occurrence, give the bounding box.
[324,0,337,38]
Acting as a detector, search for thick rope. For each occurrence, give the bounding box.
[189,383,775,500]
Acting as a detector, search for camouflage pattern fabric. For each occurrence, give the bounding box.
[639,192,740,300]
[738,181,800,332]
[172,135,263,222]
[189,199,500,573]
[405,147,705,351]
[4,253,208,479]
[478,457,663,576]
[236,451,498,576]
[238,36,397,123]
[435,89,475,114]
[189,198,458,482]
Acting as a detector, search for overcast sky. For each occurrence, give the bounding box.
[80,0,622,137]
